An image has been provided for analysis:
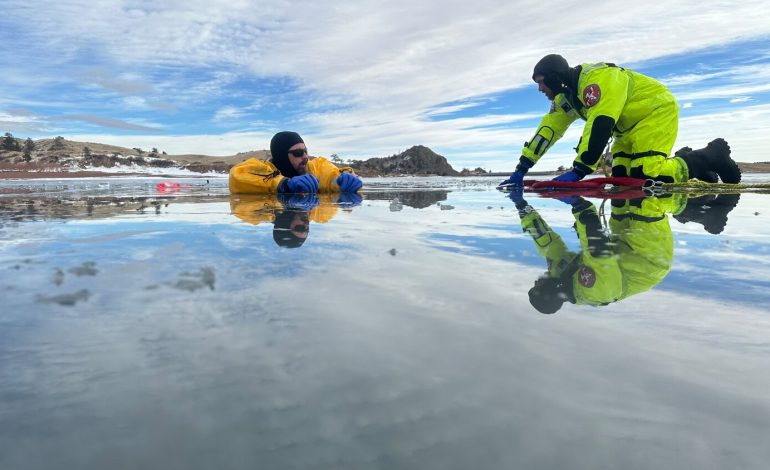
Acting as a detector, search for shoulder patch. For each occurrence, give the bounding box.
[583,84,601,107]
[578,266,596,288]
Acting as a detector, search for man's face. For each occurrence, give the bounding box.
[534,75,556,101]
[288,143,309,174]
[289,213,309,240]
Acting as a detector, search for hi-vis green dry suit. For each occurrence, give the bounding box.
[520,194,687,307]
[523,63,689,183]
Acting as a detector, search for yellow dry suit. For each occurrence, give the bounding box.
[229,194,341,226]
[229,157,357,194]
[522,63,688,183]
[519,194,688,308]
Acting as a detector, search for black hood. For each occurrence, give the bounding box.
[272,210,309,248]
[270,131,304,178]
[532,54,573,94]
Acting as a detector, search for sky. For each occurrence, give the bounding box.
[1,0,770,172]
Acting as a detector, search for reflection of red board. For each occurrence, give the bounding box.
[500,177,650,199]
[535,187,648,200]
[156,181,193,193]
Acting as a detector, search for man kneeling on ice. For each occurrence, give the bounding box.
[230,131,363,194]
[500,54,742,188]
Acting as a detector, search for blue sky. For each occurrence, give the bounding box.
[1,0,770,171]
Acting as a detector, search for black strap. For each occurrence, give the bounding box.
[613,150,668,160]
[611,213,665,223]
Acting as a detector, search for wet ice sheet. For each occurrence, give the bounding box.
[1,176,770,470]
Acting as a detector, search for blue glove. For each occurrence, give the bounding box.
[499,170,525,188]
[337,172,363,192]
[338,192,363,207]
[282,174,319,193]
[278,193,320,211]
[552,171,582,183]
[508,186,526,205]
[499,157,533,188]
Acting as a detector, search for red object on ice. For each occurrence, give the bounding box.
[528,177,648,190]
[156,181,192,192]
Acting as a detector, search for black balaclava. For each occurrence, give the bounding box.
[272,210,308,248]
[270,131,304,178]
[528,275,569,314]
[532,54,572,95]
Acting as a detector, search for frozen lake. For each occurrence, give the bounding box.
[1,175,770,469]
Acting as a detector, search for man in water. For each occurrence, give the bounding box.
[230,131,364,194]
[500,54,741,187]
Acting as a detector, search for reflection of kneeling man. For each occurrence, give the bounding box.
[511,190,689,313]
[230,193,359,249]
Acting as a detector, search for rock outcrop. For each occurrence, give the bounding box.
[348,145,460,177]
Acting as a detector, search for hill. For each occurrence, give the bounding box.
[0,135,268,174]
[347,145,460,177]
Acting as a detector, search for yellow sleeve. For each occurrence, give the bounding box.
[308,157,360,192]
[520,209,574,276]
[309,194,340,223]
[521,94,579,166]
[229,158,285,193]
[228,194,283,225]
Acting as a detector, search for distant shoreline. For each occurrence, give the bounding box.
[0,171,214,179]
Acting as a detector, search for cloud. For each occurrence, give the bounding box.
[213,106,248,123]
[2,0,770,169]
[56,115,163,132]
[677,103,770,157]
[0,110,46,133]
[83,69,155,95]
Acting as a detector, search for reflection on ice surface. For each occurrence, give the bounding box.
[1,176,770,470]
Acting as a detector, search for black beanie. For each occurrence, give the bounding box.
[270,131,304,178]
[532,54,571,94]
[528,275,568,314]
[272,210,308,248]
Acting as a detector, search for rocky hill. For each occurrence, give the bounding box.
[0,134,269,174]
[347,145,460,177]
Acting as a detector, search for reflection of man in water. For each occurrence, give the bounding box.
[510,189,739,313]
[272,210,310,249]
[230,193,361,248]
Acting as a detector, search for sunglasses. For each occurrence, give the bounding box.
[291,224,309,233]
[289,149,308,158]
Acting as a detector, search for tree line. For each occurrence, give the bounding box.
[2,132,167,162]
[2,132,36,162]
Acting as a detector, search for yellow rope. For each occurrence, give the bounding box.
[658,179,770,194]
